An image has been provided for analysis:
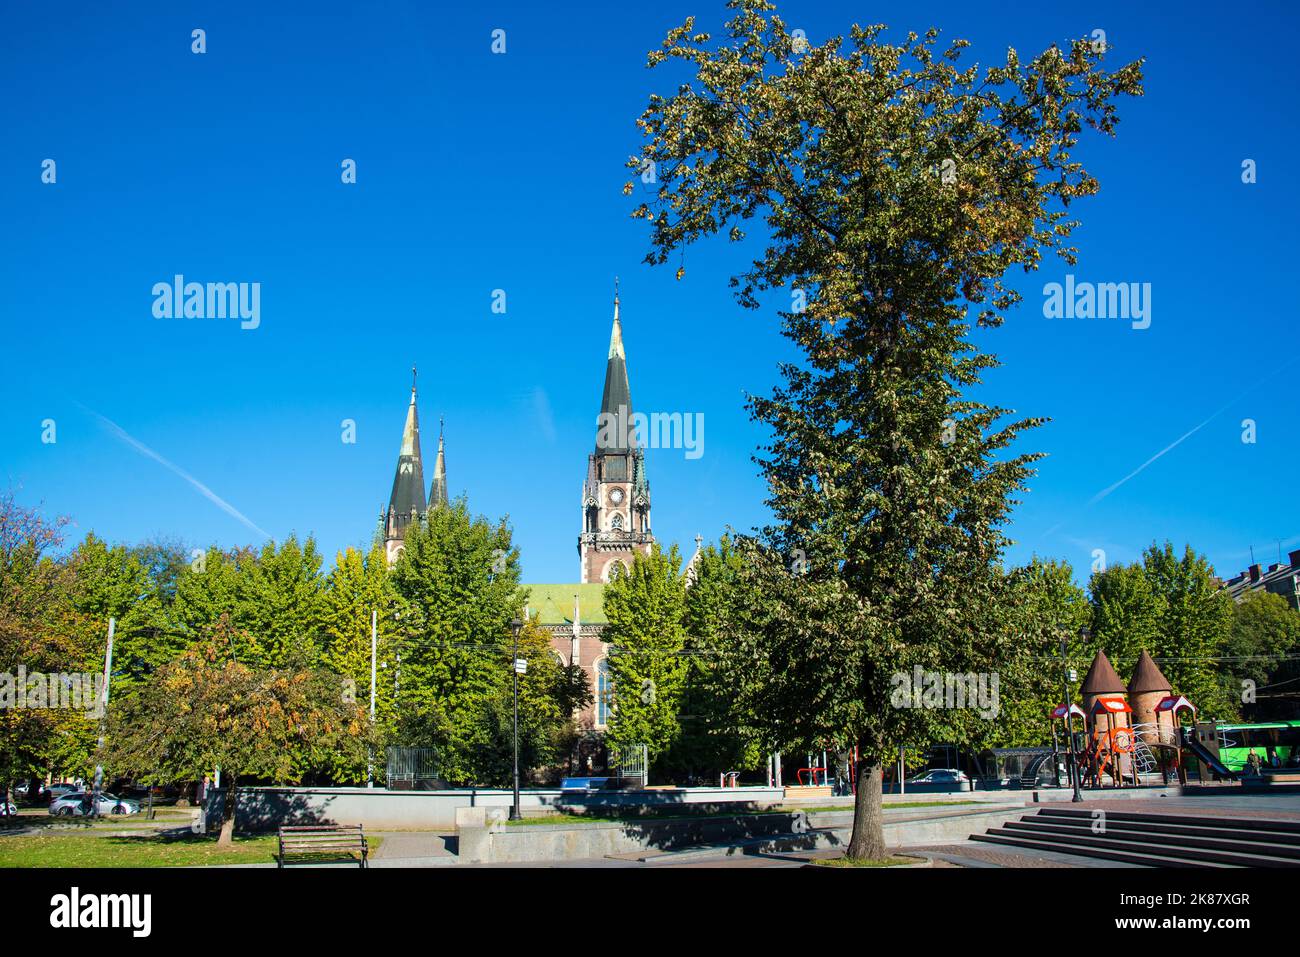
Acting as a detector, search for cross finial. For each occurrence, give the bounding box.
[614,275,620,303]
[412,363,417,394]
[439,414,445,438]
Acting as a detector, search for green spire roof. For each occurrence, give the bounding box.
[429,417,448,508]
[596,293,635,454]
[386,384,426,531]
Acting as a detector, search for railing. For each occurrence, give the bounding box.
[385,747,440,787]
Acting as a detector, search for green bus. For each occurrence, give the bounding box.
[1214,720,1300,772]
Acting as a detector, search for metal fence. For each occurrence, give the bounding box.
[386,747,440,789]
[610,743,648,789]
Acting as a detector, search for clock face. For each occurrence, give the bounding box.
[609,487,625,505]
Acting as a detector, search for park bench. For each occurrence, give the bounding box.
[277,824,368,869]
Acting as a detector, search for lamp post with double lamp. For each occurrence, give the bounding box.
[1060,626,1089,803]
[509,617,523,822]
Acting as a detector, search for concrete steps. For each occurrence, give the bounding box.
[974,807,1300,868]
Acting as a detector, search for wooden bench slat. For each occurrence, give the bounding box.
[277,823,368,869]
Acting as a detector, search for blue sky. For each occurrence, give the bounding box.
[2,1,1296,585]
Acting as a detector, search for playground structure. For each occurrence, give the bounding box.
[1056,649,1200,790]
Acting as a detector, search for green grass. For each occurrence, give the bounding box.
[0,832,382,868]
[814,854,923,868]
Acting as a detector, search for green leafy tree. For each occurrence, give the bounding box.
[629,2,1142,858]
[1088,562,1165,670]
[663,537,765,781]
[479,615,593,786]
[172,546,258,660]
[1222,592,1300,720]
[601,544,689,768]
[103,632,376,846]
[128,536,191,607]
[320,542,404,783]
[390,497,524,783]
[1141,543,1234,718]
[67,532,173,689]
[236,536,328,669]
[0,494,85,796]
[982,559,1089,752]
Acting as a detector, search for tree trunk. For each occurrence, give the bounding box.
[847,743,887,860]
[217,776,237,847]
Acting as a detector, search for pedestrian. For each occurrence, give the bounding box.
[1246,748,1262,776]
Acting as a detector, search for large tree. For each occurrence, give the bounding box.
[663,537,765,782]
[103,633,375,846]
[629,1,1142,858]
[0,494,85,797]
[601,544,690,770]
[389,497,524,783]
[1140,543,1234,718]
[1225,592,1300,721]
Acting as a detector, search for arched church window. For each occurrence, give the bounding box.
[596,657,612,727]
[611,513,623,531]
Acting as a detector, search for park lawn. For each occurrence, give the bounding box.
[0,833,382,868]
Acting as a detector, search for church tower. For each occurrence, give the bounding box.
[384,369,427,565]
[579,286,654,583]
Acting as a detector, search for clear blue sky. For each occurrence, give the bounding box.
[2,1,1296,585]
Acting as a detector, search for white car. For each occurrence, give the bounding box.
[907,769,971,785]
[48,792,139,817]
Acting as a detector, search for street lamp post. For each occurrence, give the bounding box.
[509,617,523,822]
[1060,626,1088,803]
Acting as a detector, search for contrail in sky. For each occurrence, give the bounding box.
[1037,355,1300,548]
[82,406,271,540]
[1087,405,1225,505]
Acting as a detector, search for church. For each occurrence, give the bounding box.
[379,288,680,732]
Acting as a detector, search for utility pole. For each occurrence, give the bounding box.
[510,617,523,821]
[368,610,377,788]
[91,617,115,818]
[1061,629,1085,802]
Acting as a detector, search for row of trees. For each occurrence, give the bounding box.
[0,491,588,843]
[601,540,1300,779]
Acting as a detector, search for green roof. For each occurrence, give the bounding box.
[524,583,607,625]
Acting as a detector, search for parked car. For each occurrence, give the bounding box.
[907,768,970,785]
[44,783,82,803]
[48,791,140,817]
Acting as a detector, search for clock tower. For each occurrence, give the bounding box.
[579,288,654,583]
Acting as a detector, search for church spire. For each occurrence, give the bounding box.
[597,283,633,453]
[384,371,427,563]
[429,416,448,508]
[580,285,654,584]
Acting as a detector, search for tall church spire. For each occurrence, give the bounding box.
[580,285,654,584]
[597,284,633,454]
[384,370,426,564]
[429,416,448,508]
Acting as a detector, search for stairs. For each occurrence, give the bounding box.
[973,807,1300,867]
